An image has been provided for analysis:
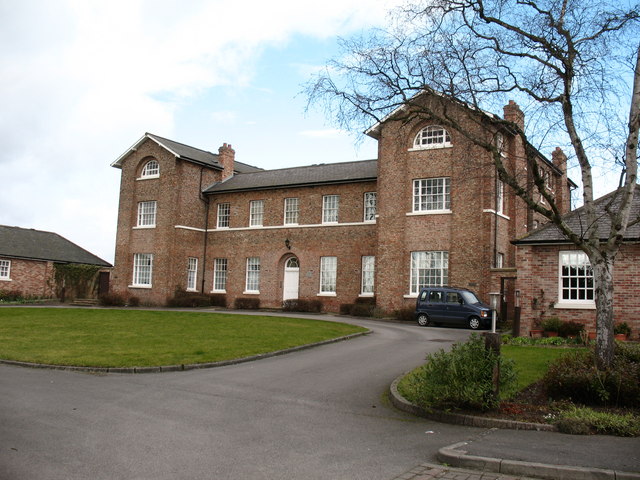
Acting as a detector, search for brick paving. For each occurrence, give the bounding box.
[390,463,537,480]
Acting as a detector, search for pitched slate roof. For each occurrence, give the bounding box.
[0,225,111,266]
[513,186,640,245]
[203,159,378,194]
[111,133,262,174]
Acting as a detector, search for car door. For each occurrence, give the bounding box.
[424,289,447,322]
[444,291,467,325]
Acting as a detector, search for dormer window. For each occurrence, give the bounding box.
[412,126,452,150]
[141,160,159,178]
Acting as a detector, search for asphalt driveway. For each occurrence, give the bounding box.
[1,313,479,480]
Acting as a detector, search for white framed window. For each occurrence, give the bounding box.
[0,259,11,280]
[245,257,260,293]
[410,251,448,295]
[284,198,299,225]
[213,258,228,292]
[413,178,450,212]
[322,195,339,223]
[217,203,230,228]
[141,159,159,178]
[319,256,337,294]
[187,257,198,291]
[496,180,504,214]
[137,201,157,227]
[558,251,594,306]
[413,126,452,149]
[364,192,377,222]
[132,253,153,287]
[361,256,375,295]
[250,200,264,227]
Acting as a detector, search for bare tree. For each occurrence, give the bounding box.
[306,0,640,368]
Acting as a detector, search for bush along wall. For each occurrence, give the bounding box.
[53,264,102,301]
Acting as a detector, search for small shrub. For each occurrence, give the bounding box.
[234,297,260,310]
[394,307,415,322]
[354,296,376,305]
[339,303,354,315]
[403,334,517,411]
[350,303,374,317]
[209,294,227,308]
[283,299,322,313]
[558,320,584,338]
[99,293,126,307]
[541,316,563,333]
[0,290,24,302]
[167,290,213,308]
[127,296,140,307]
[614,322,632,336]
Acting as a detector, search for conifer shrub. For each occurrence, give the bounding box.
[403,335,516,411]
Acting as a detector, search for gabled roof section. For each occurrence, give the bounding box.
[513,186,640,245]
[110,133,263,174]
[204,159,378,194]
[0,225,112,267]
[111,133,223,169]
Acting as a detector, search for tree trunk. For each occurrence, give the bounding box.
[591,255,616,369]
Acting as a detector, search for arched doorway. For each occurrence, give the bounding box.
[283,257,300,301]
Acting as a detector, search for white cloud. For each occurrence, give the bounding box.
[0,0,397,263]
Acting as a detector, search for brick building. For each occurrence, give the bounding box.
[513,188,640,339]
[110,94,574,319]
[0,225,111,300]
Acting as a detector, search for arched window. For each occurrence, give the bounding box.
[286,257,299,269]
[141,159,159,178]
[413,126,452,149]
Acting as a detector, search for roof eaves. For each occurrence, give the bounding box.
[205,176,378,195]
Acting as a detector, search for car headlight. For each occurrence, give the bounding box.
[480,311,489,318]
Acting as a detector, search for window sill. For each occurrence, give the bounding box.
[129,284,152,289]
[554,302,596,310]
[406,210,452,216]
[136,175,159,181]
[0,278,12,282]
[404,294,419,299]
[317,292,337,297]
[358,293,375,297]
[242,291,260,295]
[186,288,198,293]
[408,144,452,151]
[133,225,156,230]
[211,290,227,294]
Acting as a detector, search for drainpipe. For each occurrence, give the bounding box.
[199,167,210,294]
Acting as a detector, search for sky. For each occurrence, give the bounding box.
[0,0,628,265]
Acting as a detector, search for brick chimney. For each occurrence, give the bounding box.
[551,147,570,214]
[218,143,235,181]
[503,100,524,132]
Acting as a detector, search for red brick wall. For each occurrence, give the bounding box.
[516,244,640,339]
[0,257,55,298]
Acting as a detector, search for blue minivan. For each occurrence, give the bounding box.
[415,287,492,330]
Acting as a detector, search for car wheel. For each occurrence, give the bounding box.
[417,313,430,327]
[468,316,481,330]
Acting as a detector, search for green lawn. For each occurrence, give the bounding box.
[0,308,366,368]
[502,345,580,392]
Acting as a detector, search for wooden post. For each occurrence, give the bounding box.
[485,332,501,399]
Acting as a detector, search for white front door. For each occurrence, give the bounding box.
[283,257,300,301]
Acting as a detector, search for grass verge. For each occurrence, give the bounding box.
[0,308,366,368]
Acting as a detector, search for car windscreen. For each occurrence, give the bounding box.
[460,291,480,305]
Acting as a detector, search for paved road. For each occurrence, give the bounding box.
[1,314,483,480]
